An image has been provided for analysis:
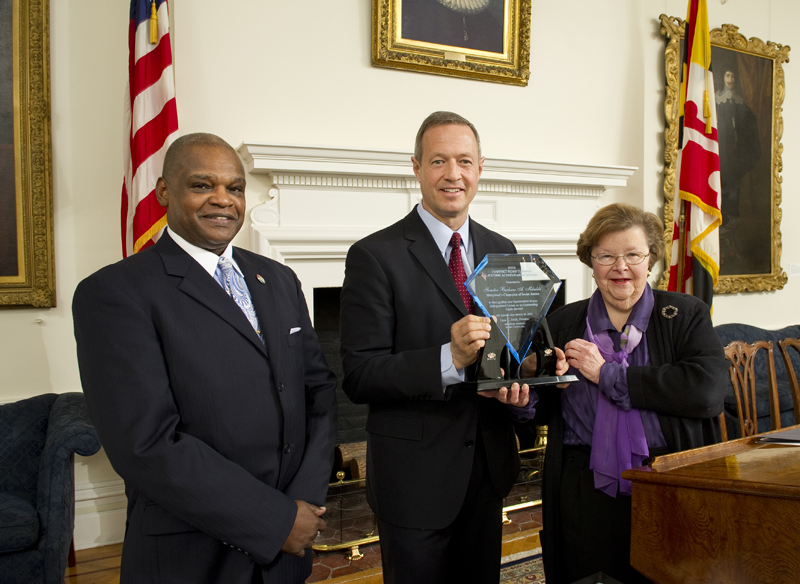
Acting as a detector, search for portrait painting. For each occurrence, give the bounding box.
[0,0,55,307]
[712,46,773,278]
[400,0,505,54]
[372,0,531,86]
[658,16,788,293]
[1,0,18,280]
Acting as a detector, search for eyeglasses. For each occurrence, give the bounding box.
[591,252,650,266]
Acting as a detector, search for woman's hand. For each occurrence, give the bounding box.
[564,338,605,384]
[554,346,569,376]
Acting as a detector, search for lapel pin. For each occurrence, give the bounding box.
[256,274,266,284]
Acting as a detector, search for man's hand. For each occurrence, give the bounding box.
[564,339,604,384]
[450,315,492,370]
[519,353,538,378]
[281,500,326,558]
[479,381,530,407]
[519,347,569,378]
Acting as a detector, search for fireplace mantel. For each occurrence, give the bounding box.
[236,142,636,314]
[238,143,635,191]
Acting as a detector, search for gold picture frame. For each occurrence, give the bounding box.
[658,15,789,294]
[372,0,531,86]
[0,0,54,307]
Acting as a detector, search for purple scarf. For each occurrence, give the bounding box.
[586,320,649,497]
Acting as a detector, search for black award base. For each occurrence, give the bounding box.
[458,318,578,392]
[463,374,579,393]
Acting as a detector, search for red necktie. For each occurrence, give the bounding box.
[449,232,473,312]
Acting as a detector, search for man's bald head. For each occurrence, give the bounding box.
[161,133,241,184]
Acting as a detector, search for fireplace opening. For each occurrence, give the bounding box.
[314,287,368,446]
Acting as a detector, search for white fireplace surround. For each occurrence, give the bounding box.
[237,142,636,317]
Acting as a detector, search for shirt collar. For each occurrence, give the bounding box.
[166,227,237,278]
[416,203,471,258]
[587,282,654,333]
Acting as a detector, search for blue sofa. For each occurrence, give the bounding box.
[0,393,101,584]
[714,324,800,439]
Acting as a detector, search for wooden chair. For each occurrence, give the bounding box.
[778,337,800,423]
[720,340,781,439]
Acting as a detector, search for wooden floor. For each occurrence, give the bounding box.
[66,543,122,584]
[65,526,540,584]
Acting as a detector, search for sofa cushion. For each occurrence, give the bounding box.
[0,492,39,553]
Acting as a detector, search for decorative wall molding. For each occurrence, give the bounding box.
[237,142,636,269]
[74,478,127,548]
[238,143,636,192]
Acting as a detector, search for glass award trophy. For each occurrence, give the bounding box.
[462,254,578,392]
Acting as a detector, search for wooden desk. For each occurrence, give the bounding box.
[621,429,800,584]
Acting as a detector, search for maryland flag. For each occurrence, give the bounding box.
[668,0,721,315]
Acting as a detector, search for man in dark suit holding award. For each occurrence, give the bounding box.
[340,112,563,584]
[73,133,337,584]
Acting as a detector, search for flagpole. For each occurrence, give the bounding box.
[676,199,686,292]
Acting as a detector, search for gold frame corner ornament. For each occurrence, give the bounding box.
[657,15,789,294]
[371,0,531,86]
[1,0,55,308]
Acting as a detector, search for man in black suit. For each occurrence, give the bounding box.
[340,112,567,584]
[73,133,337,584]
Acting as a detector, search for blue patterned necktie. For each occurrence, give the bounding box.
[214,257,263,342]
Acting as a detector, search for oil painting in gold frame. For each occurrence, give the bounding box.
[0,0,54,307]
[372,0,531,86]
[658,15,788,293]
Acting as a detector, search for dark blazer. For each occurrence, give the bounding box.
[340,207,520,529]
[73,233,337,584]
[538,290,728,583]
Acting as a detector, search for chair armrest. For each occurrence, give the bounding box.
[37,392,102,584]
[43,393,102,460]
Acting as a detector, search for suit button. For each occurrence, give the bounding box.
[284,444,292,454]
[465,440,475,448]
[278,382,285,391]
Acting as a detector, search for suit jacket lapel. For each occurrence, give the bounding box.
[404,210,468,317]
[471,220,492,269]
[157,234,267,355]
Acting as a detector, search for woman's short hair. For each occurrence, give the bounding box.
[576,203,665,269]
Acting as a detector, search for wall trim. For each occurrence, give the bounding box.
[74,478,127,549]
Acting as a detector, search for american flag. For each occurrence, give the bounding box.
[668,0,721,315]
[121,0,178,257]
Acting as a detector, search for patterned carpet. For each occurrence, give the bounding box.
[499,553,545,582]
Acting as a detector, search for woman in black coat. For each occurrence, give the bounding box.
[521,203,728,583]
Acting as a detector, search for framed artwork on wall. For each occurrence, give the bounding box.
[658,15,789,293]
[371,0,531,86]
[0,0,55,307]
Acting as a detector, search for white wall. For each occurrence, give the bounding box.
[2,0,798,548]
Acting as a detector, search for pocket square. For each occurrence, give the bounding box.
[289,327,301,334]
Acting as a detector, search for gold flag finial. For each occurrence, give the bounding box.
[150,1,158,45]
